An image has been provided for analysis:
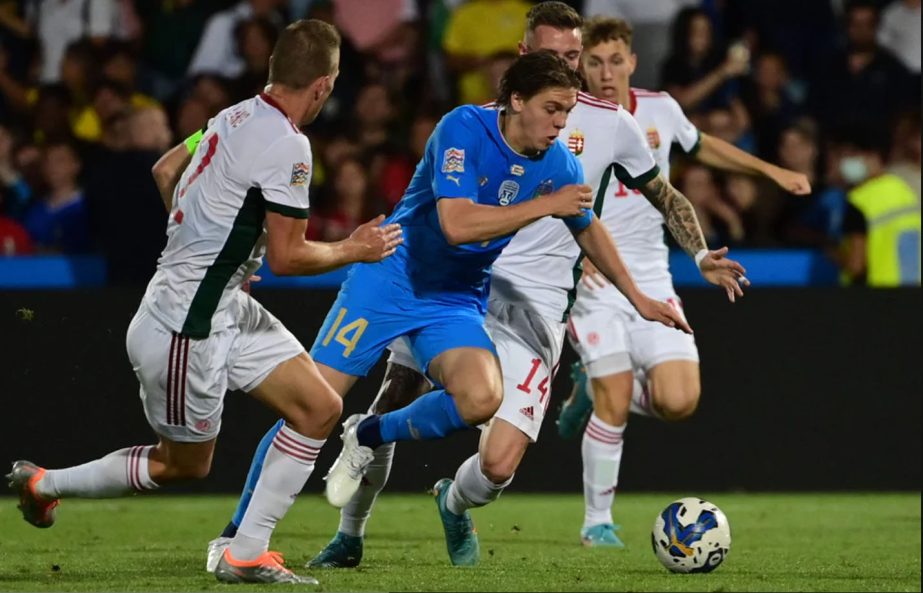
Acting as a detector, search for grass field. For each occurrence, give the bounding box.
[0,492,919,592]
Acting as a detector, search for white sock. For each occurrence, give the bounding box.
[37,445,159,498]
[582,413,625,529]
[230,424,324,561]
[338,443,395,537]
[446,454,512,516]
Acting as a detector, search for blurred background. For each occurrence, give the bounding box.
[0,0,919,494]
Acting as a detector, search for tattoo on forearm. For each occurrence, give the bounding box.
[640,175,708,257]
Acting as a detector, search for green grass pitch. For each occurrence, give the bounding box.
[0,492,919,592]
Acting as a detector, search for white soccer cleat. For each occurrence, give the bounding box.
[324,414,375,508]
[205,536,232,573]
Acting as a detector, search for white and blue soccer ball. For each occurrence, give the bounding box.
[651,497,731,573]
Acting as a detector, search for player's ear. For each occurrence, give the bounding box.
[509,91,524,114]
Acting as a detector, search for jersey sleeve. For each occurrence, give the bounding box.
[250,134,312,219]
[430,109,481,201]
[666,94,702,155]
[557,150,593,233]
[611,110,660,190]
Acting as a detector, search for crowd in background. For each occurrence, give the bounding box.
[0,0,919,285]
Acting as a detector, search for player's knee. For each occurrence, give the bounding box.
[654,386,700,421]
[456,383,502,424]
[285,386,342,435]
[479,453,516,484]
[374,364,427,413]
[163,457,212,480]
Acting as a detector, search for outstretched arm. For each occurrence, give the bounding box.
[696,133,811,195]
[574,217,692,333]
[637,174,749,302]
[151,143,191,211]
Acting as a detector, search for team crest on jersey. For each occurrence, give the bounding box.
[290,162,311,186]
[510,164,525,176]
[533,179,554,197]
[567,130,585,156]
[442,147,465,173]
[498,180,519,206]
[646,127,661,150]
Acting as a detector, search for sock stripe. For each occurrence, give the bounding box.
[170,333,181,425]
[127,446,141,491]
[275,428,321,455]
[587,418,624,437]
[586,424,623,445]
[272,439,319,464]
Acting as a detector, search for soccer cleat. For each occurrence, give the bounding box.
[580,523,625,548]
[6,460,59,528]
[557,362,594,440]
[214,548,318,584]
[433,478,479,566]
[307,531,364,568]
[324,414,375,508]
[205,536,232,573]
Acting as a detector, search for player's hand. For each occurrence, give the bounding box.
[767,165,812,195]
[580,258,608,290]
[635,296,693,335]
[241,274,261,294]
[542,184,593,218]
[699,246,750,303]
[349,214,403,262]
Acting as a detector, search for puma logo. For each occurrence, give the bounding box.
[446,174,461,186]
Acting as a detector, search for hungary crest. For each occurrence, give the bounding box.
[567,130,585,155]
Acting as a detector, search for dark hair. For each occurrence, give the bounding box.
[583,16,633,49]
[526,1,582,35]
[497,51,583,107]
[846,0,880,19]
[268,19,341,89]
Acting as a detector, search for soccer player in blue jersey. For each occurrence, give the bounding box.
[203,50,691,572]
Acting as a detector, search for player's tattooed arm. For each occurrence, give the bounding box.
[638,174,708,258]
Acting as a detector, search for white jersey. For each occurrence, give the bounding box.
[143,93,313,338]
[594,88,700,288]
[490,92,658,322]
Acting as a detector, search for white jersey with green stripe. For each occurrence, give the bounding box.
[489,92,659,322]
[143,93,313,338]
[591,88,701,289]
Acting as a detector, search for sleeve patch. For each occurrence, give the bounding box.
[290,162,311,186]
[441,147,465,173]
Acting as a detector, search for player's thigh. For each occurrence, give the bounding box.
[478,417,531,483]
[309,274,417,378]
[415,315,502,399]
[567,303,633,379]
[127,305,232,443]
[248,353,343,434]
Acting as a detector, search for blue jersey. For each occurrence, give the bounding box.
[378,104,589,309]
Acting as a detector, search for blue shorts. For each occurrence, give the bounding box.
[310,264,496,377]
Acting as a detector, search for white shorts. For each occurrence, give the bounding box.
[568,284,698,379]
[126,292,305,442]
[387,299,565,442]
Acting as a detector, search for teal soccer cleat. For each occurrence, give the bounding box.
[307,531,364,568]
[433,478,479,566]
[557,362,594,439]
[580,523,625,548]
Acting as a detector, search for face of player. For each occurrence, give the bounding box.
[521,25,582,71]
[302,50,340,125]
[581,39,636,103]
[510,87,577,153]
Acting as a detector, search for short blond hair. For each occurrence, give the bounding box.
[583,16,633,50]
[268,19,341,89]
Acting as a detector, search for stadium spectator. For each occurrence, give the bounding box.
[186,0,284,78]
[351,81,398,154]
[677,163,745,246]
[660,7,750,119]
[26,0,117,83]
[442,0,532,104]
[877,0,921,76]
[887,110,921,202]
[376,111,438,210]
[306,156,383,242]
[808,0,914,134]
[22,141,91,253]
[30,84,75,145]
[332,0,420,87]
[231,17,278,101]
[136,0,212,101]
[740,51,804,160]
[837,127,921,287]
[0,121,31,219]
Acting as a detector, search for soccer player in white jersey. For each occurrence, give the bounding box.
[245,2,741,569]
[6,20,402,585]
[558,15,812,547]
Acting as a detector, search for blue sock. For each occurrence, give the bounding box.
[357,389,468,447]
[228,418,284,531]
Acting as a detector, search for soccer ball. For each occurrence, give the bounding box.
[651,497,731,573]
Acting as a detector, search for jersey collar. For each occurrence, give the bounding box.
[258,92,301,134]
